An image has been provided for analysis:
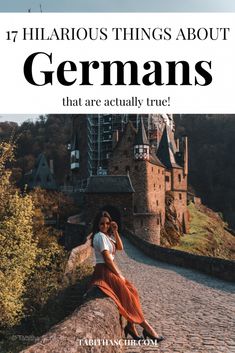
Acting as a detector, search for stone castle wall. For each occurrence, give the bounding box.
[85,193,134,232]
[133,213,161,244]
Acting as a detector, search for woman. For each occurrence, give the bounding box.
[89,210,164,342]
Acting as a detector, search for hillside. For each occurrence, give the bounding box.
[175,114,235,229]
[173,203,235,260]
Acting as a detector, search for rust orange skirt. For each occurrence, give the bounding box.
[89,263,145,324]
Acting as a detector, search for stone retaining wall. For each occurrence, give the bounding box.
[64,234,93,283]
[20,238,125,353]
[21,288,124,353]
[125,229,235,282]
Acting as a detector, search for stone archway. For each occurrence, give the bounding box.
[101,205,122,231]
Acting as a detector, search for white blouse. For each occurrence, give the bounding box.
[93,231,116,264]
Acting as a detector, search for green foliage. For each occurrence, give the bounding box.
[30,187,80,230]
[173,203,235,259]
[175,114,235,228]
[23,188,70,317]
[0,143,37,327]
[0,142,69,329]
[15,115,71,184]
[0,263,93,353]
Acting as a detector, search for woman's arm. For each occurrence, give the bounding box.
[111,221,124,250]
[102,250,125,281]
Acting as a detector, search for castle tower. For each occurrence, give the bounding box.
[156,124,178,170]
[182,136,188,176]
[70,123,80,171]
[108,120,166,244]
[157,125,188,232]
[134,117,150,161]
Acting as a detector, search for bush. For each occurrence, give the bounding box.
[0,143,37,327]
[0,142,68,329]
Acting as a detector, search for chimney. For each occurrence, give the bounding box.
[49,160,54,174]
[176,138,180,152]
[183,136,188,176]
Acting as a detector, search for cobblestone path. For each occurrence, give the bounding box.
[115,237,235,353]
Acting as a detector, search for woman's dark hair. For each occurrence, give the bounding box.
[91,210,112,247]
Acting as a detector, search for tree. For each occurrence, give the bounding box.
[0,143,68,328]
[0,142,37,327]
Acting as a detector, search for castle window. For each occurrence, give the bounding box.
[159,213,162,225]
[115,166,119,171]
[157,218,160,225]
[126,166,130,173]
[178,174,182,182]
[158,169,160,174]
[156,200,159,206]
[165,176,170,182]
[152,167,153,172]
[135,165,139,171]
[179,193,182,200]
[159,185,161,189]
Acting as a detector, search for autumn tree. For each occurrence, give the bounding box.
[0,142,69,328]
[0,142,37,327]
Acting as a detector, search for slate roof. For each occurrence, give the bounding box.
[71,130,79,151]
[134,117,149,145]
[156,125,181,169]
[85,175,135,193]
[149,153,165,168]
[24,153,57,190]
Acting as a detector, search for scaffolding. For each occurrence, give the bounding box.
[87,114,131,176]
[86,114,174,176]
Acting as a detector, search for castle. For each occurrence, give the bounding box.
[70,115,189,245]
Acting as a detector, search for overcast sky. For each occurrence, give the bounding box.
[0,115,39,125]
[1,0,235,12]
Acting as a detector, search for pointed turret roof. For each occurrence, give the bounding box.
[156,125,181,169]
[71,129,79,151]
[24,153,57,190]
[134,117,149,145]
[149,153,165,168]
[35,153,47,169]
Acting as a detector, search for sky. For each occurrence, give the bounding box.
[0,0,235,12]
[0,115,39,125]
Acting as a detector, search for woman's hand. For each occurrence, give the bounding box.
[111,221,123,251]
[111,221,118,232]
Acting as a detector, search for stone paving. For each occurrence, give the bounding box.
[115,237,235,353]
